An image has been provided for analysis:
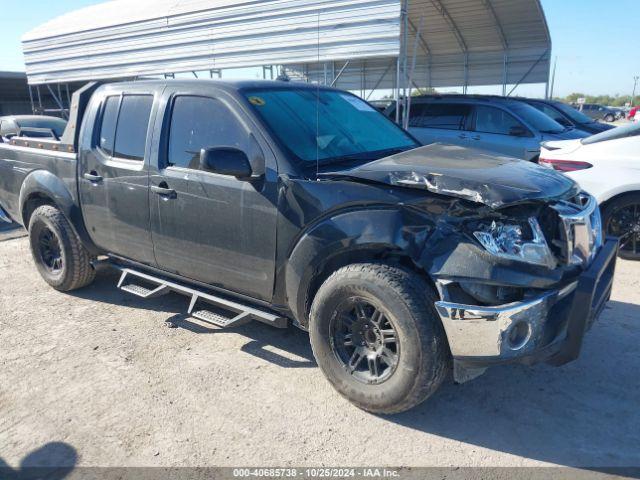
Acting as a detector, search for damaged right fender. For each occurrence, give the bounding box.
[283,206,437,327]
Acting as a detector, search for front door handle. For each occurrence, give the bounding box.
[458,134,468,139]
[83,171,103,183]
[151,184,176,198]
[471,135,481,141]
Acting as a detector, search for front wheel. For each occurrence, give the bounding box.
[28,205,96,291]
[604,114,615,123]
[309,263,450,414]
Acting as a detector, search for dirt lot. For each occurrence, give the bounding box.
[1,223,639,469]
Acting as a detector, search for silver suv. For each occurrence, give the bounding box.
[385,95,589,161]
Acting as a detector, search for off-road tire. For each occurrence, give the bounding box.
[28,205,96,291]
[309,263,450,414]
[602,193,640,260]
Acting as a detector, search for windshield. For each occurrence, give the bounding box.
[16,118,67,137]
[242,88,418,165]
[509,102,565,133]
[552,102,593,124]
[582,122,640,145]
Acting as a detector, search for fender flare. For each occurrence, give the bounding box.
[282,208,433,327]
[18,169,99,254]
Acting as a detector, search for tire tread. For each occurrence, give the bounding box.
[29,205,95,291]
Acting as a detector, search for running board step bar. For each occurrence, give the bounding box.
[115,268,287,329]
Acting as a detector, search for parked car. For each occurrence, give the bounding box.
[0,80,616,414]
[519,98,615,135]
[540,122,640,259]
[607,107,626,120]
[579,104,618,123]
[0,115,67,141]
[384,95,588,162]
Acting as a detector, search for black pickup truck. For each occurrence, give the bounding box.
[0,80,617,413]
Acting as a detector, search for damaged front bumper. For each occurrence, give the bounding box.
[434,237,618,383]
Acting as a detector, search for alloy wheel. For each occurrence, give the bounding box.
[330,298,399,384]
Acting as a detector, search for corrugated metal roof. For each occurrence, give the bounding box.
[22,0,550,89]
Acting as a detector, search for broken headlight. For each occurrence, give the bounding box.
[473,217,557,269]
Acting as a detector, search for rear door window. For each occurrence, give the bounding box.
[167,95,247,170]
[409,103,470,130]
[112,95,154,161]
[473,105,523,135]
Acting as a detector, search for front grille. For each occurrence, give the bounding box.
[551,193,603,266]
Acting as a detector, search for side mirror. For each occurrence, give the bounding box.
[557,118,571,127]
[199,147,253,179]
[508,125,530,137]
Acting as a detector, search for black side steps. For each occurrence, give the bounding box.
[115,268,287,329]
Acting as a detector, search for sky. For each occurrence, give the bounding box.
[1,0,638,99]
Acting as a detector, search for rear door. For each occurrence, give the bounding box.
[148,86,279,301]
[78,86,159,264]
[407,102,472,147]
[469,104,533,159]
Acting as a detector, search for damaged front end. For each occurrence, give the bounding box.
[423,194,617,383]
[316,144,618,383]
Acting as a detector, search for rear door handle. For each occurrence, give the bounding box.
[458,134,468,139]
[471,135,481,141]
[151,185,176,198]
[83,172,103,183]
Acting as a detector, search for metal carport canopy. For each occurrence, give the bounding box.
[22,0,551,93]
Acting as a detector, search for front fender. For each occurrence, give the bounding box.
[283,207,436,326]
[19,170,98,254]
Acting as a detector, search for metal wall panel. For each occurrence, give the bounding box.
[22,0,550,90]
[23,0,402,85]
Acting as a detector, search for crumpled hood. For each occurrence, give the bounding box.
[321,144,580,209]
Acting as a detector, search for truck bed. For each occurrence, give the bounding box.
[0,139,78,224]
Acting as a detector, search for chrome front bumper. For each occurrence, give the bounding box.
[435,282,577,359]
[434,238,618,382]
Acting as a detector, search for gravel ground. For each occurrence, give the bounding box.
[0,223,639,469]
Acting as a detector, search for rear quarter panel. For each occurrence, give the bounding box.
[553,137,640,203]
[0,143,78,223]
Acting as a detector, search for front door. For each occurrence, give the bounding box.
[469,105,534,160]
[78,89,158,264]
[148,89,279,302]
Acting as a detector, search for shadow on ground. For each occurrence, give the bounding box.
[70,269,316,369]
[389,300,640,469]
[0,442,77,480]
[70,270,640,468]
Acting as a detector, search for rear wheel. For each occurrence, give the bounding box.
[309,263,450,414]
[28,205,96,291]
[604,114,615,123]
[602,193,640,260]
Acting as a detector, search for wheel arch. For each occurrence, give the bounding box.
[19,170,100,255]
[282,208,438,328]
[599,189,640,215]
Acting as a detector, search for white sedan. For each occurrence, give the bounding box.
[539,123,640,260]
